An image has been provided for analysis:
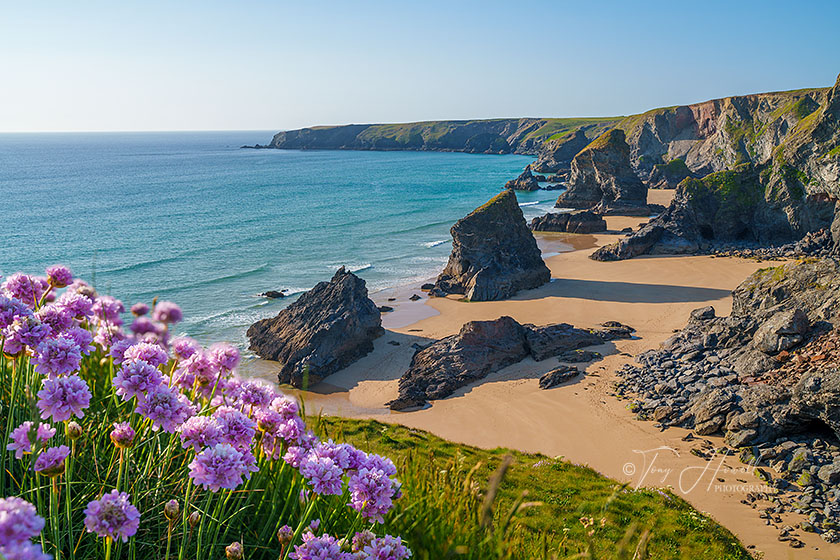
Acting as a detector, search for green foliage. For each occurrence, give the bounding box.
[319,418,753,560]
[654,158,690,176]
[682,164,763,209]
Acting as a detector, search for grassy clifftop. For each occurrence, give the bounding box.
[268,117,620,155]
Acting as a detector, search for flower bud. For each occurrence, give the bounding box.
[66,421,83,441]
[164,499,180,521]
[277,525,293,546]
[225,541,244,560]
[188,511,200,528]
[39,461,66,478]
[109,422,135,449]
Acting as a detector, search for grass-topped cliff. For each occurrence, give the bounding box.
[265,117,619,155]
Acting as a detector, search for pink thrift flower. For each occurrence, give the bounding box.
[37,374,91,422]
[34,445,70,477]
[31,336,82,377]
[113,360,164,401]
[188,443,258,492]
[179,416,223,452]
[135,385,194,433]
[7,422,56,459]
[45,265,73,289]
[122,342,168,368]
[0,496,46,546]
[83,490,140,543]
[152,302,182,325]
[130,302,149,316]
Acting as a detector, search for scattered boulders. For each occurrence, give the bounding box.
[409,294,421,301]
[378,306,394,313]
[247,267,384,387]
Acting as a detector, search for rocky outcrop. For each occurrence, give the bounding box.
[555,129,649,215]
[647,158,692,189]
[591,160,837,261]
[386,317,530,410]
[431,190,550,301]
[504,165,539,191]
[387,316,611,410]
[247,267,384,387]
[616,258,840,447]
[532,129,592,173]
[529,211,606,234]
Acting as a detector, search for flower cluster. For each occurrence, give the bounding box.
[1,265,410,557]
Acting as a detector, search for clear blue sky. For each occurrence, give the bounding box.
[2,0,838,132]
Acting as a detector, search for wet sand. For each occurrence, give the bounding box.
[248,190,837,558]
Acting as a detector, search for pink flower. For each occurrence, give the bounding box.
[45,265,73,289]
[31,336,82,377]
[7,422,55,459]
[130,303,149,317]
[37,374,91,422]
[188,443,258,492]
[152,302,182,325]
[34,445,70,477]
[83,490,140,543]
[135,385,194,433]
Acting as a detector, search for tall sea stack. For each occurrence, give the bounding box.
[430,189,551,301]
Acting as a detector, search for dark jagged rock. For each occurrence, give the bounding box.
[378,306,394,313]
[598,321,636,340]
[504,165,539,191]
[409,294,421,301]
[247,267,384,387]
[431,190,550,301]
[532,129,592,173]
[262,290,285,299]
[533,174,547,182]
[387,316,608,409]
[529,211,606,234]
[420,283,435,291]
[555,129,649,215]
[539,366,581,389]
[386,317,530,410]
[524,323,603,361]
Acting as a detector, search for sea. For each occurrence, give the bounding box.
[0,131,560,350]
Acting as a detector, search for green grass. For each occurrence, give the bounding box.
[654,158,690,176]
[317,418,753,560]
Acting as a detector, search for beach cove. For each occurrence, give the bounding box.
[245,189,840,559]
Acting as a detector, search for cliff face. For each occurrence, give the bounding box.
[266,117,618,155]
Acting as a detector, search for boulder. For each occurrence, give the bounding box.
[431,190,551,301]
[529,211,606,234]
[555,129,649,215]
[539,366,580,389]
[504,165,540,191]
[387,317,530,410]
[524,323,603,361]
[262,290,285,299]
[387,316,606,409]
[752,309,810,354]
[247,267,384,387]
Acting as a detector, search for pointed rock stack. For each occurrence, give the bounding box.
[247,267,384,388]
[430,189,551,301]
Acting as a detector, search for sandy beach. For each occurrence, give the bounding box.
[249,190,838,559]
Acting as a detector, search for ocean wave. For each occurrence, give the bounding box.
[422,239,449,248]
[131,263,271,297]
[518,201,543,207]
[350,263,373,273]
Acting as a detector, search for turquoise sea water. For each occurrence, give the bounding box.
[0,131,557,348]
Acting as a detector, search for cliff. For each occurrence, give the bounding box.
[262,117,618,155]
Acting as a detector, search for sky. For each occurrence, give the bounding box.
[1,0,839,132]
